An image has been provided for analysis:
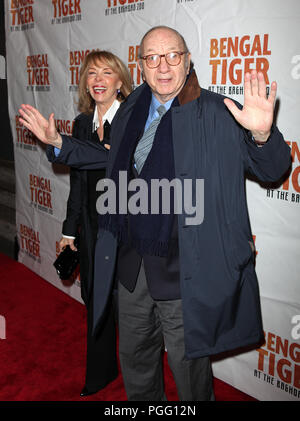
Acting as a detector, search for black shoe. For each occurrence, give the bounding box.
[80,386,99,397]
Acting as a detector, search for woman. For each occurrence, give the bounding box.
[59,50,132,396]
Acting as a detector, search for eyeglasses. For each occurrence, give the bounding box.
[141,51,187,69]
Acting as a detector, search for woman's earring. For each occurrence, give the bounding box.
[86,87,89,93]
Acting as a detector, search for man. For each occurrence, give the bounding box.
[19,26,291,401]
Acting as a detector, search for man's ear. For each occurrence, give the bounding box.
[138,59,145,82]
[137,59,143,73]
[186,53,191,74]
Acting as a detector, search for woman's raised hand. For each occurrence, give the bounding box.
[19,104,62,148]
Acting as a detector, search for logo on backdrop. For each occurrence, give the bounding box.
[51,0,82,24]
[266,140,300,205]
[15,115,38,151]
[208,33,271,96]
[55,118,74,135]
[104,0,145,16]
[29,174,53,215]
[20,223,41,262]
[128,45,142,88]
[255,330,300,399]
[9,0,35,32]
[26,54,51,92]
[69,49,97,91]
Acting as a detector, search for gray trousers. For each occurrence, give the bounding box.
[118,261,214,401]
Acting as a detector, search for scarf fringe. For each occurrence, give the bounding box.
[129,237,170,257]
[98,214,170,257]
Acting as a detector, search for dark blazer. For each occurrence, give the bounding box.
[62,113,108,305]
[48,71,291,359]
[58,112,117,391]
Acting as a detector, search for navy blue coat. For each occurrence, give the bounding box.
[48,72,291,358]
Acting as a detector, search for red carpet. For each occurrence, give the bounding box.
[0,252,256,401]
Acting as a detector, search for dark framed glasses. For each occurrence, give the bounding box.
[141,51,187,68]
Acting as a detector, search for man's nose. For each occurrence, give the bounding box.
[158,56,170,72]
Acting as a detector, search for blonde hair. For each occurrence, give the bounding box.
[78,50,133,114]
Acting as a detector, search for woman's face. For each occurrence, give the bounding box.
[86,60,122,108]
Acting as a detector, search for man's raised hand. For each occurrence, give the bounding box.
[224,70,276,143]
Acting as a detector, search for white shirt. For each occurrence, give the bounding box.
[92,99,120,132]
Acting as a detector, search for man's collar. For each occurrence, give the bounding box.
[178,69,201,106]
[148,69,201,115]
[149,95,173,119]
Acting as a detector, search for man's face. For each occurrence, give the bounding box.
[138,28,191,104]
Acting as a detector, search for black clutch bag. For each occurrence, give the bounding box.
[53,238,79,280]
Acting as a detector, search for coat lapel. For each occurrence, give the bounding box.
[106,86,147,178]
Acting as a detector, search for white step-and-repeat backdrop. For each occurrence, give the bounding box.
[5,0,300,401]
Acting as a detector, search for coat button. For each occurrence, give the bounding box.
[105,256,110,260]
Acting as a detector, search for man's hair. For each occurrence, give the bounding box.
[138,26,190,59]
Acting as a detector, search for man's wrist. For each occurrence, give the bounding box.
[251,130,271,145]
